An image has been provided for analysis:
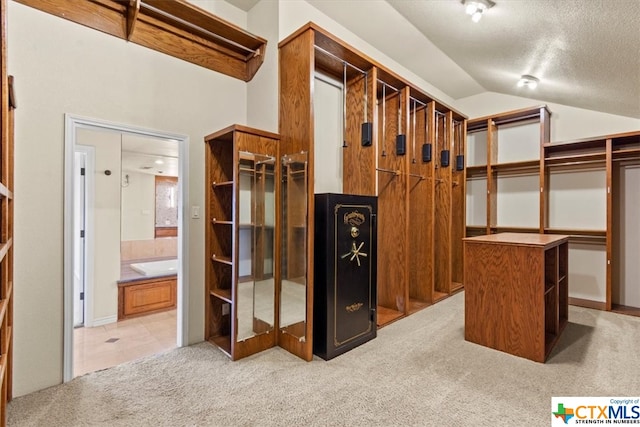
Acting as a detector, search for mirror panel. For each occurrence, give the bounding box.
[237,152,276,342]
[279,152,309,341]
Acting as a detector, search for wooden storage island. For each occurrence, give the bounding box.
[463,233,569,362]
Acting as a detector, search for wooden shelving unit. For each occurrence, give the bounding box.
[465,105,550,236]
[0,0,14,421]
[14,0,267,81]
[468,105,640,317]
[542,130,640,316]
[279,22,467,334]
[464,233,569,362]
[204,125,279,361]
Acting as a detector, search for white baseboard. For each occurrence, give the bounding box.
[88,315,117,327]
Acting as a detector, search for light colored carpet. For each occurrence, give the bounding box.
[8,292,640,426]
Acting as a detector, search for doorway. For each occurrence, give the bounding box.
[64,115,189,382]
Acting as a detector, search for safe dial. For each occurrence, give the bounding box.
[340,241,368,267]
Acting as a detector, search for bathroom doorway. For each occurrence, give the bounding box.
[64,115,189,381]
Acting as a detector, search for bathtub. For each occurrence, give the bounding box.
[130,259,178,277]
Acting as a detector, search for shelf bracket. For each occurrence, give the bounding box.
[126,0,140,41]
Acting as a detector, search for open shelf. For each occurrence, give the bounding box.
[15,0,268,81]
[492,159,540,174]
[408,298,430,314]
[545,152,606,167]
[466,165,487,177]
[210,289,232,303]
[208,336,232,356]
[376,306,404,327]
[432,291,449,302]
[491,226,539,234]
[205,124,279,361]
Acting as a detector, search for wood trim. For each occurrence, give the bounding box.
[126,0,140,40]
[279,22,466,120]
[1,0,13,414]
[568,297,607,311]
[544,130,640,148]
[605,138,613,311]
[487,119,497,232]
[14,0,267,81]
[205,124,280,143]
[278,28,315,360]
[468,105,550,128]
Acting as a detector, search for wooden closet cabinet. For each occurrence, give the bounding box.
[464,233,569,362]
[204,125,279,360]
[279,22,467,333]
[466,105,550,236]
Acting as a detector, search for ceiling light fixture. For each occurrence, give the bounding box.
[517,74,539,89]
[155,159,165,165]
[462,0,495,23]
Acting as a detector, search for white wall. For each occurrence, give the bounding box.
[8,1,246,396]
[456,91,640,142]
[314,75,343,194]
[121,171,155,241]
[77,130,121,324]
[278,0,457,108]
[247,0,279,133]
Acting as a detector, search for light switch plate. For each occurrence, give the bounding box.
[191,205,200,219]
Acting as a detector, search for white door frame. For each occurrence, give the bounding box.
[63,114,190,382]
[73,145,95,328]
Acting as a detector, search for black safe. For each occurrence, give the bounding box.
[313,193,377,360]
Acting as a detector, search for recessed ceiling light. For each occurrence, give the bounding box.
[155,159,164,165]
[517,75,539,89]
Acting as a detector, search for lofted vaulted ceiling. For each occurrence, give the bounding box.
[227,0,640,119]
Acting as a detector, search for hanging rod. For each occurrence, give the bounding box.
[376,167,401,176]
[376,79,400,93]
[376,168,426,181]
[313,45,368,75]
[408,96,427,107]
[141,1,261,56]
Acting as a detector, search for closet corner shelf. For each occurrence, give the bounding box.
[210,289,232,303]
[466,165,487,177]
[491,159,540,173]
[208,336,232,356]
[14,0,267,81]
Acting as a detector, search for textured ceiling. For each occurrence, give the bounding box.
[386,0,640,118]
[227,0,640,118]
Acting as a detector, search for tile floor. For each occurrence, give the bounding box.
[74,309,177,377]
